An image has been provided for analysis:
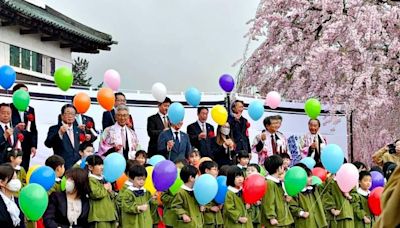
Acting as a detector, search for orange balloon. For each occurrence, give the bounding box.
[73,92,91,114]
[116,173,128,190]
[97,88,115,111]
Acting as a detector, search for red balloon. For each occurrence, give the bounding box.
[243,174,267,204]
[368,186,384,216]
[312,167,328,182]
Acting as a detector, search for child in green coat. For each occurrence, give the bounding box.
[246,164,262,228]
[351,171,373,228]
[45,155,65,195]
[223,166,253,228]
[171,165,203,227]
[199,161,223,228]
[236,150,250,174]
[261,155,294,228]
[161,189,176,228]
[87,155,117,228]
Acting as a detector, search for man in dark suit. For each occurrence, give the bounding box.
[45,104,86,169]
[147,97,171,157]
[0,103,19,164]
[102,92,134,130]
[228,100,251,153]
[10,84,38,170]
[187,107,215,158]
[158,121,192,162]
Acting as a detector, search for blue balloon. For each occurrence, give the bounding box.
[103,153,126,182]
[300,157,316,170]
[0,65,16,90]
[321,144,344,174]
[147,155,166,166]
[167,102,185,125]
[214,176,228,204]
[194,174,218,205]
[248,100,264,121]
[80,157,87,169]
[185,87,201,107]
[30,166,56,191]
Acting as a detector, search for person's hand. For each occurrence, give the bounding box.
[200,206,205,212]
[31,147,37,158]
[302,212,310,218]
[363,216,371,224]
[261,133,267,141]
[114,145,123,151]
[245,203,251,209]
[182,214,191,223]
[78,124,86,131]
[285,195,292,202]
[331,209,341,216]
[256,200,262,206]
[59,125,68,135]
[138,204,148,212]
[225,139,233,147]
[343,192,352,200]
[210,206,220,212]
[4,127,13,139]
[198,132,207,140]
[167,140,175,150]
[85,134,92,141]
[16,123,25,131]
[103,183,112,192]
[270,218,278,225]
[310,142,317,149]
[238,217,248,224]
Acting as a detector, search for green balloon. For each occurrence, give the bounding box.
[12,89,30,111]
[54,67,73,91]
[304,98,321,118]
[19,183,49,221]
[60,176,66,191]
[312,176,322,186]
[259,164,267,177]
[284,166,308,196]
[169,169,183,195]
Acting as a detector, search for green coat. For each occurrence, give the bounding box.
[351,191,373,228]
[247,204,261,225]
[88,177,117,223]
[289,187,328,228]
[322,180,354,228]
[171,188,203,228]
[161,190,177,226]
[260,179,294,227]
[203,200,223,227]
[223,190,253,228]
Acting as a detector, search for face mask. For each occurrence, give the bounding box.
[221,128,230,135]
[65,180,75,193]
[7,179,21,192]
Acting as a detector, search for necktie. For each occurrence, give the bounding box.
[236,190,243,197]
[202,123,206,133]
[67,128,75,148]
[271,134,277,154]
[5,125,12,145]
[174,132,180,143]
[121,128,127,150]
[133,190,145,197]
[163,116,168,128]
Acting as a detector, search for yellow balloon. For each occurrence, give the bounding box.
[211,105,228,125]
[26,164,41,184]
[144,166,156,195]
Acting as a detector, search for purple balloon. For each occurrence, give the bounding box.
[219,74,235,92]
[152,160,177,191]
[370,171,384,190]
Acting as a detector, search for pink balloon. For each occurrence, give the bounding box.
[104,69,121,91]
[265,91,281,109]
[335,163,359,193]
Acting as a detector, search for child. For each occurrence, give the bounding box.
[134,150,148,166]
[223,166,252,227]
[171,165,203,227]
[246,163,260,176]
[218,165,230,176]
[175,158,188,170]
[87,155,117,228]
[45,155,65,195]
[261,155,294,227]
[289,164,328,227]
[351,171,373,228]
[245,163,262,228]
[199,161,223,228]
[118,164,155,227]
[279,153,291,171]
[236,150,250,173]
[74,142,94,168]
[186,149,201,168]
[6,148,26,187]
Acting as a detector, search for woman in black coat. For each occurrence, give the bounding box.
[211,122,236,167]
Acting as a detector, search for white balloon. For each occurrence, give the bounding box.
[151,82,167,102]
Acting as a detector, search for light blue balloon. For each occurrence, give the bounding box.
[321,144,344,174]
[0,65,16,90]
[300,157,316,170]
[147,155,166,166]
[80,156,87,169]
[185,87,201,107]
[30,166,56,191]
[194,174,218,205]
[214,176,227,204]
[248,100,264,121]
[168,102,185,125]
[103,153,126,182]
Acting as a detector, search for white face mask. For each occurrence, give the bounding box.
[221,128,230,136]
[7,179,21,192]
[65,180,75,193]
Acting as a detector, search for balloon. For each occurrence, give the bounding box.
[97,87,115,111]
[152,82,167,102]
[199,157,212,165]
[284,166,308,196]
[300,157,316,170]
[54,67,73,91]
[321,144,344,174]
[116,173,128,191]
[304,98,321,119]
[19,184,48,221]
[336,163,359,193]
[80,156,87,169]
[219,74,235,92]
[368,187,384,216]
[12,89,30,111]
[248,100,264,121]
[60,176,66,191]
[214,176,228,204]
[185,87,201,107]
[311,176,322,186]
[153,160,177,191]
[370,171,385,190]
[104,69,121,91]
[148,155,166,166]
[194,174,218,205]
[243,174,267,204]
[144,166,156,195]
[103,153,126,182]
[73,92,91,114]
[169,169,183,195]
[265,91,281,109]
[26,165,41,183]
[259,165,267,177]
[312,167,328,182]
[167,102,185,125]
[211,105,228,125]
[29,166,56,191]
[0,65,16,90]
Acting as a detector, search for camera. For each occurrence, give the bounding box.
[388,143,396,154]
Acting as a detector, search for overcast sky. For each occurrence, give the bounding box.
[43,0,260,92]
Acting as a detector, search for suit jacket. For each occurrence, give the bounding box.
[0,195,23,228]
[147,113,167,157]
[0,124,18,165]
[187,121,214,158]
[43,192,89,228]
[102,109,134,130]
[228,115,250,153]
[157,129,192,162]
[210,137,235,167]
[44,124,83,169]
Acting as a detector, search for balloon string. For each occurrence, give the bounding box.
[308,177,333,212]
